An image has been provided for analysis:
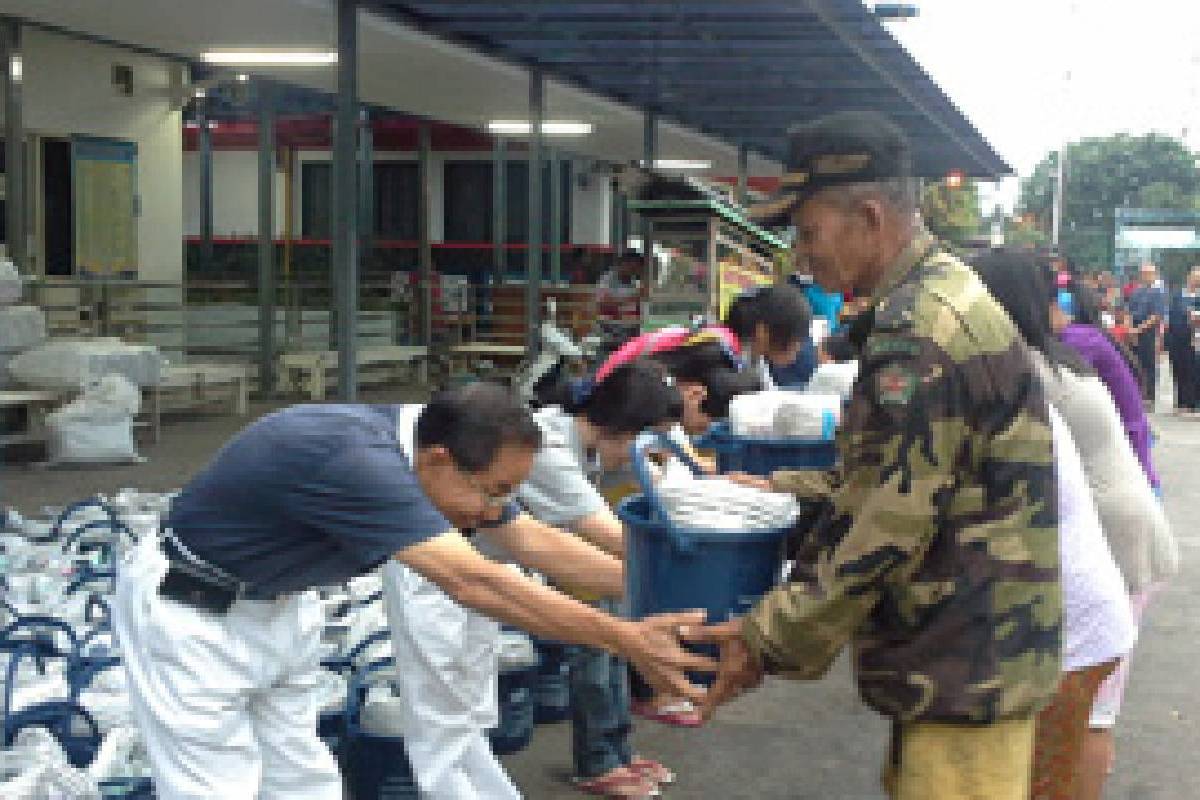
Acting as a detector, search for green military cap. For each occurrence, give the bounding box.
[749,110,914,227]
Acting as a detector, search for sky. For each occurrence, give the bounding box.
[883,0,1200,212]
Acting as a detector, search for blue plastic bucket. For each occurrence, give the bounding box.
[703,421,837,476]
[489,663,537,755]
[532,639,571,724]
[340,659,419,800]
[618,434,793,684]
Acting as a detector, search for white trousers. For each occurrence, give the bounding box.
[111,537,342,800]
[381,561,521,800]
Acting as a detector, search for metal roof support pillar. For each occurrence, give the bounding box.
[257,84,276,397]
[642,109,658,285]
[610,184,624,252]
[549,148,562,284]
[417,121,433,351]
[196,87,213,278]
[737,144,749,207]
[526,69,544,352]
[1,18,25,269]
[492,136,507,284]
[332,0,359,400]
[359,108,374,255]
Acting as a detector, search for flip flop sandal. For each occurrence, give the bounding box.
[629,757,676,785]
[573,769,661,799]
[631,698,704,728]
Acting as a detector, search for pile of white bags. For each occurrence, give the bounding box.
[0,304,48,388]
[656,470,800,531]
[729,390,841,439]
[0,258,24,304]
[9,338,164,390]
[803,361,859,401]
[46,375,142,464]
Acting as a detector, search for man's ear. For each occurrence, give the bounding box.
[857,196,886,233]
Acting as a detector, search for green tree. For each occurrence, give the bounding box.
[1020,133,1200,267]
[921,180,982,244]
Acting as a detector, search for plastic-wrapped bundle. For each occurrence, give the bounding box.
[656,472,800,532]
[9,339,165,389]
[803,361,859,401]
[0,727,101,799]
[729,390,841,439]
[0,258,24,304]
[46,375,141,464]
[0,305,47,350]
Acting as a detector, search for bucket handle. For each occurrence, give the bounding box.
[629,432,706,555]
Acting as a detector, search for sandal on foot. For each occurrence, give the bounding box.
[629,757,675,785]
[573,768,660,799]
[631,698,704,728]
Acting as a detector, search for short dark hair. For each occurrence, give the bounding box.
[417,382,542,471]
[651,340,761,418]
[567,360,682,434]
[723,285,812,350]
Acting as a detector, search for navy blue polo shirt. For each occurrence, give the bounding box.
[166,404,516,595]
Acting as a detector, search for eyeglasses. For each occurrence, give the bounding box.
[462,472,517,509]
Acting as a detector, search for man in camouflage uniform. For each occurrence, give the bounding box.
[696,111,1061,799]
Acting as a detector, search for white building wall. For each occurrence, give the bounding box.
[182,150,287,238]
[7,27,183,282]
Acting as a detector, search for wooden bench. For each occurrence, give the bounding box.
[140,364,251,443]
[278,345,429,401]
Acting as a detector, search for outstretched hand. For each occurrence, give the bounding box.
[682,618,765,720]
[620,611,716,708]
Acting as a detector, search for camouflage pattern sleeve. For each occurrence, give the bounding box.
[743,325,960,679]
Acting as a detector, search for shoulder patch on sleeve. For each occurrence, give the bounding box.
[875,363,918,407]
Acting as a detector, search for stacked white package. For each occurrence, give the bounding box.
[0,304,47,387]
[729,390,841,439]
[46,376,142,464]
[0,258,24,304]
[9,339,165,390]
[804,361,860,401]
[656,471,800,532]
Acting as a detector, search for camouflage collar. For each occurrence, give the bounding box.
[867,227,938,308]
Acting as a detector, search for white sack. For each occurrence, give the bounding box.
[9,339,164,389]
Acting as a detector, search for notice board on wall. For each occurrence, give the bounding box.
[72,136,138,277]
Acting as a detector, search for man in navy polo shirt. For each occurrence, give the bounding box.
[111,382,710,800]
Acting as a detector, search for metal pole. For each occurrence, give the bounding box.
[642,110,658,288]
[736,144,749,207]
[492,136,507,283]
[549,148,562,283]
[417,121,433,350]
[611,182,625,252]
[197,95,214,276]
[526,70,544,352]
[257,85,276,397]
[332,0,359,400]
[359,108,373,254]
[1,18,25,269]
[1052,145,1066,249]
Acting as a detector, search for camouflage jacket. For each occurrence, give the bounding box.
[743,231,1061,724]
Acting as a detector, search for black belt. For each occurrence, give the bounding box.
[158,531,279,613]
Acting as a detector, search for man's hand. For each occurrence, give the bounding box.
[617,611,716,707]
[684,619,765,720]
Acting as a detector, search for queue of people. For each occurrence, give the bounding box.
[106,108,1180,800]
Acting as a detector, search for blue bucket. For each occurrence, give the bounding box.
[340,658,419,800]
[532,639,571,724]
[618,434,793,683]
[703,421,837,476]
[489,662,538,755]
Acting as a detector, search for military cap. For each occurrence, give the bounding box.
[749,110,914,227]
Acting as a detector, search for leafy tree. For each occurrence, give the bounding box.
[1020,133,1200,268]
[921,180,982,244]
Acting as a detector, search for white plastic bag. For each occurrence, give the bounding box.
[46,375,140,463]
[0,305,47,350]
[0,258,24,304]
[804,361,859,401]
[9,339,164,389]
[729,390,841,439]
[657,471,800,531]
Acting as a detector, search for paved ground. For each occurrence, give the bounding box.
[2,368,1196,799]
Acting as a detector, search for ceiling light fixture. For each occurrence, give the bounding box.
[487,120,594,136]
[651,159,713,171]
[201,50,338,66]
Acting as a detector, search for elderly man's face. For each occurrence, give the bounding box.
[791,197,875,294]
